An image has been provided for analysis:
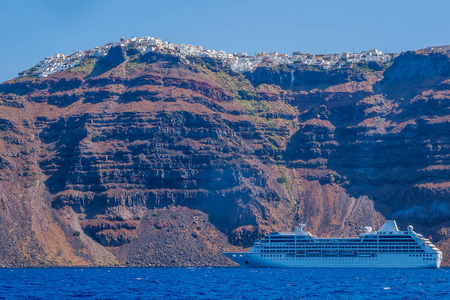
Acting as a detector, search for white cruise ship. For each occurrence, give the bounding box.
[224,220,442,268]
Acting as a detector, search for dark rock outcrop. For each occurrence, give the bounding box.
[103,45,127,68]
[383,51,450,82]
[247,65,357,88]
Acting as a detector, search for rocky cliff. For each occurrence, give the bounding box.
[0,46,449,267]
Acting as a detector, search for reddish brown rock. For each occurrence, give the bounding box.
[0,50,448,267]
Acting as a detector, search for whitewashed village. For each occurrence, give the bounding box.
[20,36,400,78]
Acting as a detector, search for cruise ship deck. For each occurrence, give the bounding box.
[224,220,442,268]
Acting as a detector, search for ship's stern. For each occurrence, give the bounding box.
[436,252,442,268]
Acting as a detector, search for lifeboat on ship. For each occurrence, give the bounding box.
[340,250,356,257]
[323,250,338,257]
[306,250,321,257]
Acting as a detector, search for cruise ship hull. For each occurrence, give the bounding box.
[224,221,442,268]
[224,252,441,268]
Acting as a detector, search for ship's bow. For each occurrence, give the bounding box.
[223,252,251,267]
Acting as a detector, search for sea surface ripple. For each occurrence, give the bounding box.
[0,268,448,299]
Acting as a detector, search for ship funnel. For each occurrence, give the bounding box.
[379,220,399,232]
[294,223,307,234]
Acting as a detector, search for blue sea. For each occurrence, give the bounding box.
[0,268,448,299]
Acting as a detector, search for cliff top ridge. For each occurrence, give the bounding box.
[18,36,396,79]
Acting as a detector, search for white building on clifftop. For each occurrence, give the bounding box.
[19,37,395,78]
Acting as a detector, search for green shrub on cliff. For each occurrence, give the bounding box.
[277,176,287,183]
[238,89,250,100]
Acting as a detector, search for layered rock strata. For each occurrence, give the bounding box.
[0,48,448,266]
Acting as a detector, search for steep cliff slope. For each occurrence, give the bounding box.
[0,46,449,266]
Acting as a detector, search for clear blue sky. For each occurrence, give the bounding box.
[1,0,449,83]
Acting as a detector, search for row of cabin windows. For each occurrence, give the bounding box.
[263,240,417,247]
[259,249,422,252]
[274,239,414,242]
[259,256,369,260]
[260,248,421,251]
[260,249,424,253]
[260,253,432,258]
[261,243,420,247]
[267,236,414,242]
[268,239,414,243]
[261,243,419,249]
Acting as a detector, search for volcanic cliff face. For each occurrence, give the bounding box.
[0,47,449,267]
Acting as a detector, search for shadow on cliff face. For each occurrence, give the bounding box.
[376,79,450,122]
[376,51,450,120]
[46,94,80,108]
[86,45,127,78]
[382,51,450,83]
[392,200,450,227]
[187,56,230,73]
[39,115,89,194]
[140,51,182,68]
[246,63,378,91]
